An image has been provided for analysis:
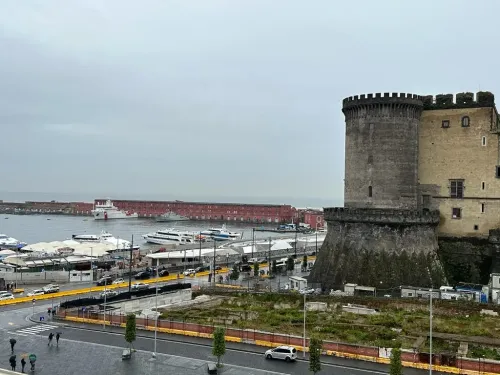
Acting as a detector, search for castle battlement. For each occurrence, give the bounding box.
[342,92,424,112]
[324,207,440,225]
[422,91,495,110]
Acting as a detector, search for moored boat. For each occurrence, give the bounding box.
[91,200,138,220]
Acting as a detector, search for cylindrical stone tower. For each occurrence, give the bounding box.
[342,93,424,210]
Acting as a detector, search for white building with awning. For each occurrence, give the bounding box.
[20,240,115,257]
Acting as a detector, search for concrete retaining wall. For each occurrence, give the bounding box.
[108,289,192,312]
[0,271,70,284]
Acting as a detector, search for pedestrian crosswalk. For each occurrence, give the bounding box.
[12,324,59,336]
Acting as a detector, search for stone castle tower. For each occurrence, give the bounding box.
[309,93,445,291]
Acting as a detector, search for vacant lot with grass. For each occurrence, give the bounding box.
[160,292,500,358]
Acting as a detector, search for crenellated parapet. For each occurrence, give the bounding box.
[422,91,495,110]
[324,207,440,225]
[342,92,424,120]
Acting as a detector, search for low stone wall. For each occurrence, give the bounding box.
[106,289,192,312]
[0,270,70,284]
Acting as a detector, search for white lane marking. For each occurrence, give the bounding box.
[62,325,386,374]
[13,324,59,335]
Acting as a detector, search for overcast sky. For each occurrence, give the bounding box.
[0,0,497,207]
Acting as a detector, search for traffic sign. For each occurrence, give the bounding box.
[39,317,44,322]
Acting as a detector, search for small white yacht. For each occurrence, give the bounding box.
[0,234,25,248]
[72,231,139,250]
[200,224,242,240]
[91,200,139,220]
[143,229,195,245]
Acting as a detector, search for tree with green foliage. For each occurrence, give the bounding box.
[212,326,226,367]
[271,260,277,275]
[286,257,295,273]
[302,255,308,271]
[309,336,323,374]
[229,264,239,281]
[125,313,136,352]
[253,261,260,277]
[390,347,403,375]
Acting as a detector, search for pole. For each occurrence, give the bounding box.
[128,235,133,295]
[183,249,186,272]
[89,246,93,298]
[199,231,202,267]
[303,292,306,359]
[429,288,433,375]
[252,228,255,258]
[268,237,272,276]
[15,247,18,290]
[152,266,158,358]
[103,285,107,329]
[315,224,318,254]
[213,239,216,287]
[294,230,298,258]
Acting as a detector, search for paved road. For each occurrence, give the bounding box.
[0,304,429,375]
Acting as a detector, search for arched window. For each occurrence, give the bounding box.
[461,116,470,127]
[368,186,373,197]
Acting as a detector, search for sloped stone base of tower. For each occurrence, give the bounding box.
[308,208,446,291]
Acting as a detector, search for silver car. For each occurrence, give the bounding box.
[264,346,297,362]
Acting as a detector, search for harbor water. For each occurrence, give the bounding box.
[0,214,293,246]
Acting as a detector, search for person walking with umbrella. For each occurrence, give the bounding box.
[28,354,36,372]
[9,338,16,353]
[56,332,61,346]
[9,354,16,371]
[48,332,54,346]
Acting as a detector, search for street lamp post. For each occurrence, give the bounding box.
[294,230,298,258]
[252,228,255,259]
[315,223,318,253]
[152,265,159,358]
[103,285,107,329]
[212,239,216,288]
[429,288,433,375]
[303,292,307,359]
[199,231,202,267]
[89,246,93,298]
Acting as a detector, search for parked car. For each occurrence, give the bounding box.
[299,288,315,295]
[0,292,14,301]
[158,269,169,277]
[96,276,113,286]
[112,278,125,284]
[42,284,60,294]
[264,346,297,362]
[214,266,222,271]
[195,266,209,273]
[134,271,151,280]
[27,289,45,297]
[183,269,196,276]
[100,290,118,299]
[131,282,149,291]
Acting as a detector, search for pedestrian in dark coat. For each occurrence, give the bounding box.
[20,357,26,373]
[9,338,16,352]
[56,333,60,346]
[9,354,16,371]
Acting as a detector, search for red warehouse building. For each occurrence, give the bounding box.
[296,209,324,229]
[94,199,296,223]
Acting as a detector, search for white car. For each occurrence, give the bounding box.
[42,284,60,294]
[112,278,125,284]
[27,290,45,297]
[183,269,196,276]
[0,293,15,301]
[264,346,297,362]
[100,290,118,299]
[131,282,149,291]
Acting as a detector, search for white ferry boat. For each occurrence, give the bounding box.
[200,224,242,240]
[91,200,139,220]
[72,231,140,250]
[143,229,195,245]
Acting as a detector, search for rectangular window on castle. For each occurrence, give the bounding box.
[450,179,464,198]
[482,136,487,146]
[482,182,485,190]
[442,120,450,128]
[481,203,485,213]
[452,208,461,219]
